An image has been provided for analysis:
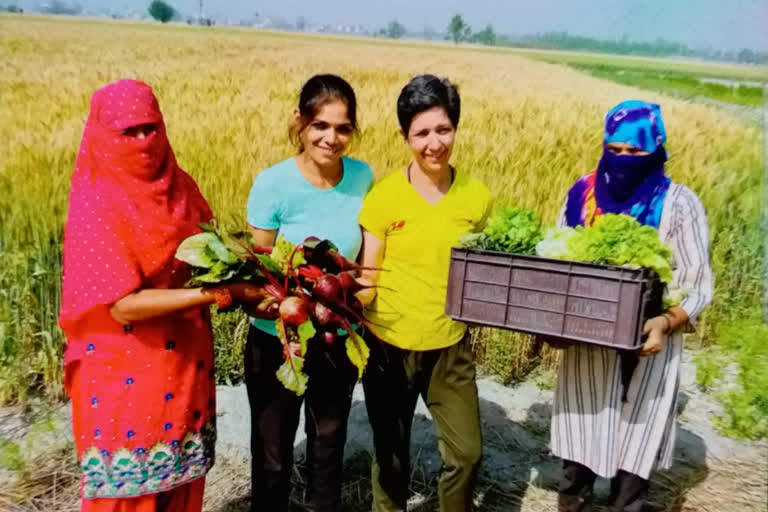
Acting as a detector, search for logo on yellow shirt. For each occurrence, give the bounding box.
[389,220,406,231]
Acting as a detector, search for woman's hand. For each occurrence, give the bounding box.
[225,283,269,302]
[224,284,280,319]
[240,297,280,320]
[354,276,376,307]
[639,315,669,356]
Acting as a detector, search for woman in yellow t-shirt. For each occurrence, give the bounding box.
[357,75,491,512]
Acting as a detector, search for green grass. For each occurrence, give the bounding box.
[211,310,251,385]
[0,245,63,404]
[514,48,768,82]
[471,328,560,385]
[695,313,768,440]
[0,438,25,472]
[567,63,764,107]
[517,48,766,107]
[0,414,57,473]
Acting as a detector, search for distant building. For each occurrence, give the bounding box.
[225,16,373,36]
[305,22,371,35]
[188,17,215,26]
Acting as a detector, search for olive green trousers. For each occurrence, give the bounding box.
[362,331,482,512]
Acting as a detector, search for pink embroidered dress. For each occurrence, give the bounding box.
[59,79,216,500]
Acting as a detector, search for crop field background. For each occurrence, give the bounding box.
[0,15,765,440]
[506,47,768,80]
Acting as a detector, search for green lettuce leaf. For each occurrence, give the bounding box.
[462,206,542,255]
[535,214,675,283]
[535,227,578,260]
[459,232,487,249]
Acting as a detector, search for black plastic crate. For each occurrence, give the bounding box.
[446,248,663,350]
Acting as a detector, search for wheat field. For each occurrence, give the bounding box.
[0,14,762,404]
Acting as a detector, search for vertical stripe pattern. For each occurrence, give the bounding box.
[550,183,713,479]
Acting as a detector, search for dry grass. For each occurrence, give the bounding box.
[0,15,762,404]
[0,444,79,512]
[2,445,764,512]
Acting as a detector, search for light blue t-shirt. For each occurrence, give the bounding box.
[246,155,373,335]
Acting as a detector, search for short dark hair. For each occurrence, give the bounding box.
[396,75,460,134]
[290,74,358,151]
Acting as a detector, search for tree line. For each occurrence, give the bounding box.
[508,30,768,66]
[380,14,768,66]
[12,3,766,66]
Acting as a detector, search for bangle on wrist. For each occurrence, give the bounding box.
[661,313,673,334]
[212,287,233,310]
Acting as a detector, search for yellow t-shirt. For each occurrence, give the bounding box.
[359,169,491,351]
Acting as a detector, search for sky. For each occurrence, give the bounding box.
[19,0,768,51]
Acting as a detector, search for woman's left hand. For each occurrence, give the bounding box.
[226,283,270,302]
[639,316,669,356]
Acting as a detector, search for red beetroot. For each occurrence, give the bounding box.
[302,238,378,274]
[314,302,342,326]
[313,274,342,303]
[265,283,287,301]
[338,272,361,294]
[327,249,380,273]
[279,296,311,326]
[298,265,325,280]
[327,248,356,272]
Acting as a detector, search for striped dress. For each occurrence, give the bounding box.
[550,183,714,479]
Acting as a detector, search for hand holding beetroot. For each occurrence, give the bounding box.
[175,223,377,395]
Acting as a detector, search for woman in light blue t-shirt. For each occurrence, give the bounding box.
[244,74,373,512]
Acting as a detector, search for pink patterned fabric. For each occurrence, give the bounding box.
[59,79,216,501]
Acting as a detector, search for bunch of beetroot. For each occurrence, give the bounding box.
[176,225,375,395]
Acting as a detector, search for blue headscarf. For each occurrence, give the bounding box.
[594,100,671,227]
[604,100,667,153]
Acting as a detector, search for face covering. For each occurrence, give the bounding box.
[597,146,667,202]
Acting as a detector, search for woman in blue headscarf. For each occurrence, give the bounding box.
[550,100,713,512]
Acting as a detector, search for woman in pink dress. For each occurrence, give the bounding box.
[60,79,259,512]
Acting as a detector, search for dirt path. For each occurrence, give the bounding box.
[1,353,766,511]
[209,351,767,511]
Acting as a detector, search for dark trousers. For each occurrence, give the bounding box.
[558,460,650,512]
[362,331,482,512]
[244,325,357,512]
